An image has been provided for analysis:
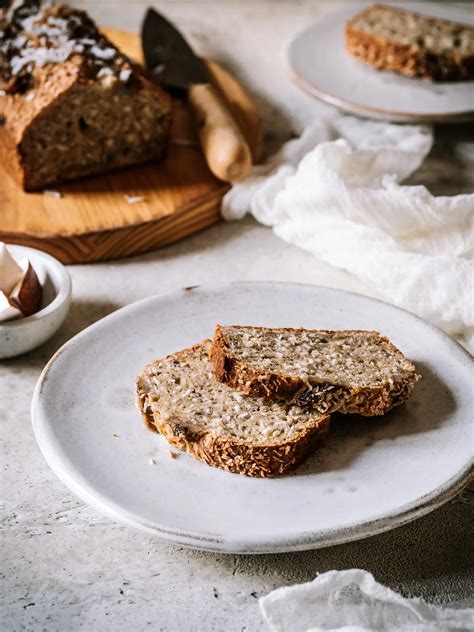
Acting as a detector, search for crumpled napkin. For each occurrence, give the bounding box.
[222,117,474,351]
[259,569,474,632]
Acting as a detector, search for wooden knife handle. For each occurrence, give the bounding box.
[188,83,252,182]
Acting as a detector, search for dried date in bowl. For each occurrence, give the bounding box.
[0,245,71,358]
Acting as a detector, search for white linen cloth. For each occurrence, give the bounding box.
[222,117,474,352]
[259,569,474,632]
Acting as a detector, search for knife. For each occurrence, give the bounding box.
[142,8,252,183]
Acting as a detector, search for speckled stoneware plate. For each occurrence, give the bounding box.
[287,2,474,122]
[32,282,473,553]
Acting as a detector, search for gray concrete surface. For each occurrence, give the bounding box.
[1,2,473,631]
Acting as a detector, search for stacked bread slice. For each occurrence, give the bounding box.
[136,326,420,477]
[210,326,420,416]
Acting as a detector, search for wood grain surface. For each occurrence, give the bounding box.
[0,27,261,264]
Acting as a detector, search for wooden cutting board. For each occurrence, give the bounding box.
[0,28,261,264]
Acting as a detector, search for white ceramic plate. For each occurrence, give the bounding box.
[32,282,472,553]
[287,2,474,122]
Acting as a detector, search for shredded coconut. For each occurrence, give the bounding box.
[43,190,62,198]
[0,1,134,93]
[124,195,145,204]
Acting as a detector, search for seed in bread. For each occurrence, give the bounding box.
[0,1,172,190]
[136,340,330,478]
[210,326,421,416]
[346,4,474,81]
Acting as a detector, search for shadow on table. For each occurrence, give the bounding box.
[296,361,456,476]
[172,491,472,603]
[114,214,261,265]
[407,122,474,196]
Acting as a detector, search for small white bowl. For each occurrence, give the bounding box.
[0,245,71,359]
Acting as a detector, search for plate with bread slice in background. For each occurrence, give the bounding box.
[287,1,474,122]
[32,282,473,553]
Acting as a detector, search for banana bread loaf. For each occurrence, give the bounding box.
[0,0,172,190]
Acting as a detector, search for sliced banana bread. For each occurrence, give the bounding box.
[211,326,420,416]
[0,0,171,190]
[346,4,474,81]
[136,340,330,477]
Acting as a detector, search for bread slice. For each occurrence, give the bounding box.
[211,326,420,416]
[136,340,330,478]
[346,4,474,82]
[0,1,171,190]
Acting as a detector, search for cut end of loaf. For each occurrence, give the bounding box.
[19,79,170,190]
[0,1,172,190]
[211,325,421,416]
[136,340,330,477]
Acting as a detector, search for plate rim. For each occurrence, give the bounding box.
[290,67,474,123]
[287,6,474,122]
[31,281,474,553]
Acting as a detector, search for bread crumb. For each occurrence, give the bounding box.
[166,450,176,459]
[43,190,62,198]
[148,458,156,465]
[124,195,145,204]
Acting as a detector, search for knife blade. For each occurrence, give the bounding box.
[142,8,207,95]
[141,8,251,182]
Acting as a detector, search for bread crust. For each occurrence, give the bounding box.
[210,326,420,417]
[345,4,474,82]
[0,5,172,190]
[0,62,172,190]
[136,343,330,478]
